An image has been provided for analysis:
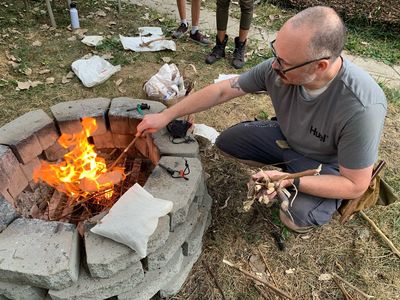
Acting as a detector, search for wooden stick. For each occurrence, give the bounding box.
[257,246,278,287]
[45,0,57,28]
[223,259,294,300]
[202,261,226,300]
[109,136,138,170]
[360,211,400,258]
[269,164,321,182]
[139,37,166,47]
[333,276,354,300]
[332,273,374,299]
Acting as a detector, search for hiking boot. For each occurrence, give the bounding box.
[205,34,228,65]
[172,23,188,38]
[232,36,246,69]
[189,30,210,45]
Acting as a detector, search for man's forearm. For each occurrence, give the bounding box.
[295,173,368,200]
[163,79,245,120]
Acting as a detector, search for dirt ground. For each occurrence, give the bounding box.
[0,1,399,299]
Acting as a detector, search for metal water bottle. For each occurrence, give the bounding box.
[69,2,80,29]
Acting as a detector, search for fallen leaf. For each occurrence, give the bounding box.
[318,273,332,281]
[73,28,88,36]
[118,87,126,94]
[108,21,116,26]
[66,71,75,79]
[101,53,114,60]
[285,268,295,274]
[142,13,150,20]
[30,81,43,87]
[162,56,172,63]
[22,67,32,76]
[158,17,165,22]
[45,77,55,84]
[61,76,71,84]
[115,79,123,86]
[40,24,50,30]
[67,36,77,41]
[300,234,311,240]
[32,40,42,47]
[39,69,51,75]
[96,10,107,17]
[17,81,31,90]
[249,254,266,273]
[8,61,19,69]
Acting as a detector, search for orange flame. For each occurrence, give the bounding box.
[34,117,125,199]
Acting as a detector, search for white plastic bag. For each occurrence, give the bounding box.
[91,183,173,258]
[143,63,186,101]
[81,35,104,46]
[71,55,121,87]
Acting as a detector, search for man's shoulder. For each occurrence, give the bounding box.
[336,58,386,107]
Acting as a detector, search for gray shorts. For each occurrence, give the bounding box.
[215,120,342,227]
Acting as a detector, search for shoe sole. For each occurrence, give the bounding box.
[190,38,211,46]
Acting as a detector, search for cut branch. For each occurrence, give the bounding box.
[332,273,374,299]
[223,259,294,300]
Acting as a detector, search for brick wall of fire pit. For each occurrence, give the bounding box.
[0,98,212,300]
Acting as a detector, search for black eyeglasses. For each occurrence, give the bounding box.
[270,39,331,74]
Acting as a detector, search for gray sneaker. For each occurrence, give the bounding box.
[189,30,210,45]
[172,23,188,38]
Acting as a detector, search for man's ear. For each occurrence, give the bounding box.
[316,59,330,72]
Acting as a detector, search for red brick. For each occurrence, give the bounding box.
[93,131,115,149]
[44,141,69,162]
[20,157,41,181]
[113,133,135,148]
[0,145,20,189]
[7,165,28,198]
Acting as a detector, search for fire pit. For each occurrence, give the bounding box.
[0,97,212,300]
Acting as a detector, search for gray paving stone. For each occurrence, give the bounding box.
[159,247,202,298]
[144,156,202,229]
[0,219,80,290]
[0,295,8,300]
[19,110,59,151]
[0,196,18,233]
[153,131,199,158]
[0,121,42,164]
[182,194,212,257]
[85,216,169,278]
[0,280,47,300]
[50,98,110,135]
[147,201,199,271]
[118,248,184,300]
[109,98,165,135]
[48,262,144,300]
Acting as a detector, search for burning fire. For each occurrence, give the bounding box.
[34,117,125,199]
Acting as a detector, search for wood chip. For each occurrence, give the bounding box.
[39,69,51,75]
[32,40,42,47]
[115,78,123,86]
[45,77,55,84]
[61,76,71,84]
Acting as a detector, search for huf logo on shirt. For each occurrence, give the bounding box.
[310,125,328,142]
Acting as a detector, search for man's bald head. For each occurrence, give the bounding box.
[286,6,346,59]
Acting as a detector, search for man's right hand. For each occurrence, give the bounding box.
[136,112,172,137]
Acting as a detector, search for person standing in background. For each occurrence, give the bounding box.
[206,0,254,69]
[172,0,210,45]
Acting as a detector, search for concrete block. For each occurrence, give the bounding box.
[51,98,110,135]
[0,124,42,164]
[85,215,169,279]
[147,202,199,271]
[0,219,80,290]
[48,262,143,300]
[20,110,59,150]
[44,142,68,162]
[118,248,184,300]
[0,280,47,300]
[6,166,28,199]
[0,196,18,232]
[144,156,202,230]
[109,98,165,135]
[159,247,202,298]
[20,157,41,182]
[92,131,115,149]
[182,208,209,257]
[0,146,19,190]
[153,131,199,158]
[112,133,135,148]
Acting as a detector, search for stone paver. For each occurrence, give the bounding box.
[0,281,47,300]
[85,215,170,278]
[153,131,199,158]
[0,219,80,290]
[129,0,400,90]
[48,262,143,300]
[0,196,18,232]
[117,248,184,300]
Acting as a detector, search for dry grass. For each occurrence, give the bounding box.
[0,1,399,300]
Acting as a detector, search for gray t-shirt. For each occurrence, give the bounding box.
[238,57,387,169]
